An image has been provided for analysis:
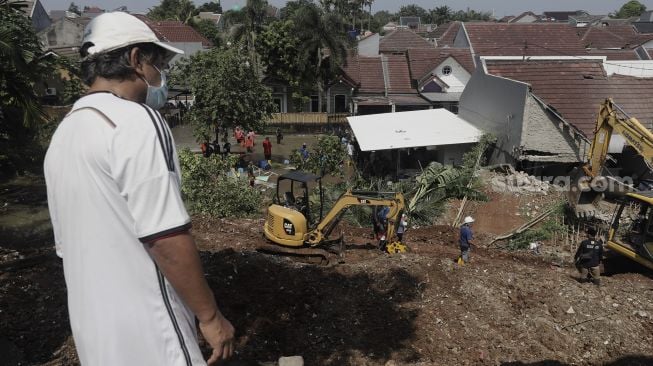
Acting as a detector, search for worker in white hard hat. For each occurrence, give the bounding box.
[459,216,475,265]
[44,12,233,366]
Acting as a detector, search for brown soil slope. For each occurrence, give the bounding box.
[2,216,652,366]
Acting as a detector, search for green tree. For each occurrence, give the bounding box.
[431,5,452,25]
[397,4,430,23]
[614,0,647,18]
[197,1,223,13]
[228,0,267,46]
[280,0,313,19]
[148,0,196,24]
[172,48,275,141]
[222,8,246,27]
[0,0,52,175]
[258,19,312,110]
[292,3,349,112]
[178,149,262,217]
[371,10,393,33]
[289,135,347,176]
[191,18,222,47]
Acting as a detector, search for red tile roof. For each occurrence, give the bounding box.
[587,49,641,60]
[485,60,653,136]
[341,54,417,94]
[134,15,212,47]
[437,21,461,47]
[384,54,414,93]
[341,55,385,93]
[379,28,435,53]
[407,48,475,80]
[463,23,587,57]
[580,24,653,49]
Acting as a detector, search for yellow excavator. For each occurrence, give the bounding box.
[262,171,407,262]
[568,98,653,270]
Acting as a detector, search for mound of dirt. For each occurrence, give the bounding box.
[4,215,652,366]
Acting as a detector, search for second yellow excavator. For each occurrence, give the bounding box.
[568,99,653,270]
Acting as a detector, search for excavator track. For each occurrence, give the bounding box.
[256,244,342,266]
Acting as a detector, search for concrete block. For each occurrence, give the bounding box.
[279,356,304,366]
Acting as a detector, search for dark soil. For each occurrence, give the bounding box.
[2,182,653,365]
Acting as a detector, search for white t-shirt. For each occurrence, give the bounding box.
[44,92,205,366]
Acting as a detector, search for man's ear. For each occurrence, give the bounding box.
[130,47,146,78]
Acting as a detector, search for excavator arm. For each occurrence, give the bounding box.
[584,99,653,178]
[570,99,653,215]
[305,190,406,246]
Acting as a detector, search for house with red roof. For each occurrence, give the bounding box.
[458,56,653,176]
[378,28,436,54]
[452,22,588,59]
[407,48,474,112]
[577,23,653,61]
[133,15,213,66]
[339,54,430,115]
[9,0,51,32]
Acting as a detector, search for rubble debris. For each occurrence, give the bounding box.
[491,171,552,195]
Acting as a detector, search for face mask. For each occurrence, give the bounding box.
[144,65,168,110]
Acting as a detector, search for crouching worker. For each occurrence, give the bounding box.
[458,216,475,265]
[574,227,603,286]
[44,12,234,365]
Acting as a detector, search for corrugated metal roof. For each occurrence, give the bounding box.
[347,109,481,151]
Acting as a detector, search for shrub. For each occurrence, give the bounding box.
[178,149,262,217]
[289,134,347,177]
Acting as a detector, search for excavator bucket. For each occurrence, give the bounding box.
[385,242,408,254]
[566,167,603,217]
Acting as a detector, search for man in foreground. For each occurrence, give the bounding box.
[44,12,233,365]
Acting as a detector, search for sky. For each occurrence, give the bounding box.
[42,0,653,18]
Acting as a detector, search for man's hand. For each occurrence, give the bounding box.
[200,312,235,364]
[145,233,235,364]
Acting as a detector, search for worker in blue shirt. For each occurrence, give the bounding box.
[459,216,475,265]
[299,143,309,160]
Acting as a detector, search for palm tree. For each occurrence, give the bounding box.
[228,0,268,74]
[292,3,349,112]
[362,0,374,31]
[432,5,452,25]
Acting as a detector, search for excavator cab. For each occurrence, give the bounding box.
[608,193,653,269]
[264,171,408,257]
[265,171,324,247]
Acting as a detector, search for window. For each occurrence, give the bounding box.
[272,94,285,113]
[442,65,452,76]
[310,95,319,112]
[334,95,347,113]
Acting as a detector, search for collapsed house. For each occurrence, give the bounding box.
[459,57,653,178]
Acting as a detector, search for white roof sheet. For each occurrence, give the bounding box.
[347,109,483,151]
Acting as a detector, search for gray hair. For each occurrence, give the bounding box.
[80,42,166,85]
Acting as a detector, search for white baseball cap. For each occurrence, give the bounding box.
[463,216,475,224]
[82,12,183,59]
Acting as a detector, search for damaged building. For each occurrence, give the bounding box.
[459,56,653,179]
